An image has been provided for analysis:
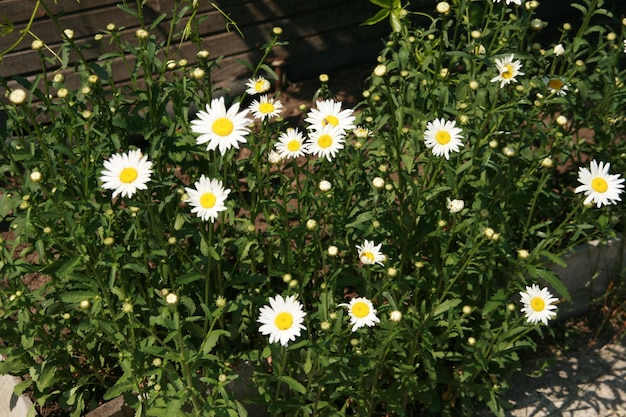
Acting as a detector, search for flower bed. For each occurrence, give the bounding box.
[1,0,626,416]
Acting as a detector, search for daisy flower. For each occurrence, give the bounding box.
[249,95,283,120]
[424,118,464,160]
[245,76,271,95]
[492,0,522,4]
[305,99,356,133]
[490,54,524,88]
[190,97,252,155]
[307,124,345,161]
[575,160,625,208]
[339,297,380,332]
[543,76,568,96]
[356,239,385,266]
[184,175,230,222]
[257,294,306,346]
[275,127,309,159]
[519,284,558,325]
[100,149,153,199]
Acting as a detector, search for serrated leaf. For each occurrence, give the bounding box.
[201,330,230,355]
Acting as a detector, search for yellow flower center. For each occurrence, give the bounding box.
[287,140,301,152]
[318,134,333,148]
[323,115,339,127]
[255,80,266,92]
[212,117,234,136]
[591,177,609,193]
[530,296,545,312]
[435,130,451,145]
[362,252,375,263]
[548,79,564,90]
[119,167,138,184]
[200,192,217,208]
[351,301,370,319]
[501,64,514,79]
[274,311,293,330]
[259,102,275,114]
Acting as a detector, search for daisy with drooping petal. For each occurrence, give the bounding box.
[424,118,464,160]
[543,76,569,96]
[100,149,153,199]
[575,160,625,208]
[184,175,230,222]
[339,297,380,332]
[520,284,558,325]
[275,127,309,159]
[356,239,385,266]
[307,124,346,161]
[490,54,524,88]
[190,97,252,155]
[249,95,283,120]
[305,99,356,133]
[257,294,306,346]
[245,76,271,95]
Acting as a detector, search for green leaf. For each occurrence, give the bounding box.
[361,9,390,26]
[201,330,230,355]
[279,375,306,394]
[103,375,135,400]
[431,298,461,318]
[534,268,571,301]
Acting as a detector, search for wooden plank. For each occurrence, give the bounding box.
[0,0,381,78]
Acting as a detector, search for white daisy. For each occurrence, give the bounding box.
[574,160,625,208]
[190,97,252,155]
[307,124,345,161]
[424,118,464,160]
[519,284,558,325]
[100,149,153,199]
[275,127,309,159]
[249,95,283,120]
[490,54,524,88]
[492,0,522,5]
[184,175,230,222]
[305,99,356,133]
[543,76,568,96]
[257,294,306,346]
[339,297,380,332]
[245,76,271,95]
[356,239,385,266]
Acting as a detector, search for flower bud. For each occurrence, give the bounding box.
[165,293,178,305]
[374,64,387,77]
[30,171,42,183]
[136,29,149,39]
[31,39,44,50]
[390,310,403,322]
[9,89,26,105]
[328,246,338,256]
[306,219,318,230]
[436,1,450,14]
[372,177,385,189]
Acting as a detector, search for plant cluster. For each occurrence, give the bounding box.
[0,0,625,416]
